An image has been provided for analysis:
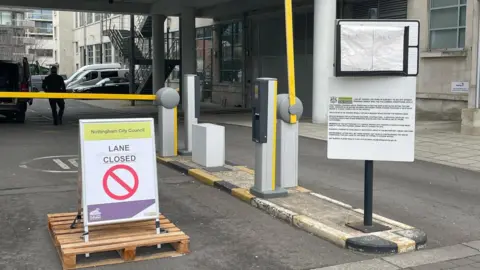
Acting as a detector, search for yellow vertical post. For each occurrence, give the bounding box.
[173,88,179,156]
[271,80,278,190]
[284,0,297,124]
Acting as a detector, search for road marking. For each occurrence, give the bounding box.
[68,158,79,168]
[19,155,78,173]
[53,159,71,170]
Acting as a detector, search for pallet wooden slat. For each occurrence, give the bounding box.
[48,212,190,270]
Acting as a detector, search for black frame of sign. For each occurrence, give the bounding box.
[334,19,420,77]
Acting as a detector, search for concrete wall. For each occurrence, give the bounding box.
[407,0,477,120]
[53,11,74,76]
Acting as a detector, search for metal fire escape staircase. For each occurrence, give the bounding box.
[104,15,180,94]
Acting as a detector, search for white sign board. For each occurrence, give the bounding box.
[79,118,159,226]
[451,82,469,93]
[328,77,417,162]
[340,25,405,72]
[337,20,420,76]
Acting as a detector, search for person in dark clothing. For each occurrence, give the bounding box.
[42,66,66,125]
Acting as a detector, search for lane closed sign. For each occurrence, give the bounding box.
[79,118,159,226]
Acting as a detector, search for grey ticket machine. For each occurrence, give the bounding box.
[250,78,288,198]
[252,81,268,144]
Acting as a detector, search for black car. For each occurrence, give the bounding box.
[75,77,131,94]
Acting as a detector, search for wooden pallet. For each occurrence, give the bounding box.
[48,212,190,270]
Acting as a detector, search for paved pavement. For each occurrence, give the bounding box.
[315,240,480,269]
[0,99,370,270]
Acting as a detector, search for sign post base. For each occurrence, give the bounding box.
[346,221,390,233]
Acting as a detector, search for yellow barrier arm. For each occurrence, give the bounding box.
[0,92,156,101]
[284,0,297,124]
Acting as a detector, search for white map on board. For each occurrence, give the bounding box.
[340,25,405,72]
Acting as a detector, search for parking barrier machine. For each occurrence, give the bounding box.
[156,87,180,157]
[277,93,303,188]
[179,74,201,155]
[250,78,288,198]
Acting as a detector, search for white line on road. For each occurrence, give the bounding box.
[68,159,79,168]
[53,159,71,170]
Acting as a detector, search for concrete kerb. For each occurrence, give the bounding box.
[156,156,427,254]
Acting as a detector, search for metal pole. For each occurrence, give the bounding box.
[476,6,480,108]
[129,14,135,106]
[83,13,87,66]
[364,160,374,226]
[100,14,103,63]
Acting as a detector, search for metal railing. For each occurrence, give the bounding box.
[29,27,53,34]
[0,20,35,28]
[26,13,53,21]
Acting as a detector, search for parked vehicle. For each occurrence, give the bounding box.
[75,77,134,95]
[64,63,122,86]
[68,69,129,91]
[31,75,47,92]
[0,58,32,123]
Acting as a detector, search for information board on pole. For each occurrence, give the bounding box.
[79,118,159,226]
[327,77,416,162]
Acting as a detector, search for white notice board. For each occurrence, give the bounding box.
[79,118,159,226]
[335,20,420,77]
[339,25,405,72]
[327,77,417,162]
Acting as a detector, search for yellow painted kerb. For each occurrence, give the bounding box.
[188,169,221,186]
[284,0,297,124]
[272,80,277,191]
[0,92,156,101]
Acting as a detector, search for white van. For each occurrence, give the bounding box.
[65,63,122,86]
[67,69,129,91]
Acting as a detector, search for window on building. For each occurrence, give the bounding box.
[53,26,56,39]
[0,12,12,26]
[75,42,78,54]
[219,21,243,83]
[34,21,53,34]
[54,50,57,62]
[79,13,85,27]
[80,46,84,66]
[87,45,94,64]
[29,49,53,57]
[95,44,101,63]
[104,42,112,63]
[75,13,78,28]
[76,63,79,70]
[30,10,52,20]
[94,13,101,22]
[429,0,466,49]
[196,27,213,88]
[86,13,93,24]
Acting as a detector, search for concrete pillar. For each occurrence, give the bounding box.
[152,14,166,94]
[312,0,336,124]
[180,8,196,80]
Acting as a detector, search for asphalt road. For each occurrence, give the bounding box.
[219,124,480,249]
[0,99,370,270]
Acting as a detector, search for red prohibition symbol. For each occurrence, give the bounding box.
[103,164,139,200]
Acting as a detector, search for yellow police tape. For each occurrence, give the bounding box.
[0,92,156,101]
